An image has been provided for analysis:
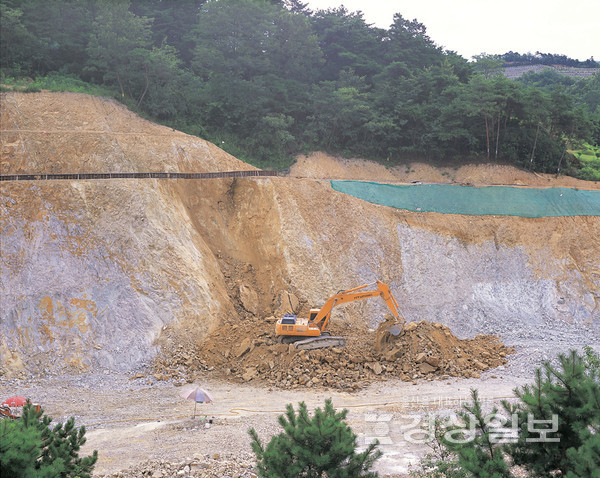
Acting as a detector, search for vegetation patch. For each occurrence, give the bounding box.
[569,141,600,181]
[1,1,598,176]
[1,74,115,97]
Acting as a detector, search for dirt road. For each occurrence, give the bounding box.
[0,366,530,477]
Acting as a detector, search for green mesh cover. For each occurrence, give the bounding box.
[330,181,600,217]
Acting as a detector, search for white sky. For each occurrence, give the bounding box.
[305,0,599,61]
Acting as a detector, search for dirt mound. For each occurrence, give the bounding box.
[153,316,514,391]
[109,455,256,478]
[291,152,600,190]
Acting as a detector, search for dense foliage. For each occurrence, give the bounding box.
[499,51,598,68]
[412,348,600,477]
[249,398,381,477]
[0,402,98,478]
[1,0,599,173]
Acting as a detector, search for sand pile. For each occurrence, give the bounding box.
[153,316,514,391]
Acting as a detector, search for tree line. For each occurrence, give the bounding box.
[499,51,598,68]
[1,0,599,174]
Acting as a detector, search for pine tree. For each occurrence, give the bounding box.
[0,416,42,478]
[412,349,600,477]
[503,350,600,476]
[442,389,512,478]
[249,398,381,478]
[0,401,98,478]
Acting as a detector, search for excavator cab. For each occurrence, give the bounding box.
[308,309,320,322]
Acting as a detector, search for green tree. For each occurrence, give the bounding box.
[189,0,321,163]
[268,8,323,83]
[418,349,600,477]
[131,44,192,117]
[191,0,277,81]
[0,416,42,477]
[15,0,93,77]
[0,2,37,75]
[583,345,600,376]
[472,54,505,79]
[130,0,207,66]
[0,401,98,477]
[85,0,153,100]
[503,350,600,477]
[249,399,381,478]
[384,14,442,69]
[305,74,378,157]
[310,7,386,82]
[442,389,512,478]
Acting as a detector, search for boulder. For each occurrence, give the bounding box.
[235,338,253,358]
[418,362,437,374]
[239,284,259,315]
[425,356,440,367]
[273,290,300,316]
[242,367,257,381]
[372,362,384,375]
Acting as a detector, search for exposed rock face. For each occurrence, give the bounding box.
[394,223,600,342]
[1,92,598,377]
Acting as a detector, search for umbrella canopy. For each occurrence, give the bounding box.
[179,386,214,418]
[180,387,213,403]
[2,396,28,407]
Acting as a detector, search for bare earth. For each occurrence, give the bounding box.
[2,92,599,477]
[0,368,531,477]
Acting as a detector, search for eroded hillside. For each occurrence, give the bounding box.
[1,92,598,378]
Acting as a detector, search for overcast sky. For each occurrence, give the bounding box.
[305,0,599,62]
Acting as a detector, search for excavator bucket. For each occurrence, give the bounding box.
[388,324,402,336]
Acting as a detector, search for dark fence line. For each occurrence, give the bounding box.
[0,170,279,182]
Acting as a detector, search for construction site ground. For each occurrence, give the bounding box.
[0,366,532,477]
[2,92,599,477]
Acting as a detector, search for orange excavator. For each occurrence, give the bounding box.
[275,280,404,350]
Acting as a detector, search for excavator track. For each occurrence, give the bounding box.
[292,336,346,350]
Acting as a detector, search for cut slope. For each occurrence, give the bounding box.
[1,92,598,380]
[1,91,246,174]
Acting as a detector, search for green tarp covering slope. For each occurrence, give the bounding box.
[330,181,600,217]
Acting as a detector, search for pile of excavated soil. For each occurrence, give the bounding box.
[152,316,514,391]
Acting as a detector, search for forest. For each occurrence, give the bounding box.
[1,0,599,177]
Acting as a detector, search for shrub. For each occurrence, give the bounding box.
[408,417,467,478]
[249,398,381,478]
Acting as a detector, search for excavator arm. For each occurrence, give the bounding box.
[311,281,402,333]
